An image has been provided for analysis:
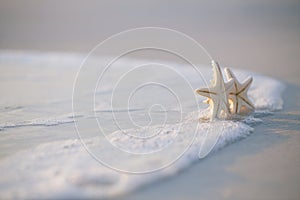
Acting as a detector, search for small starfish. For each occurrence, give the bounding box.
[224,68,254,114]
[195,60,233,121]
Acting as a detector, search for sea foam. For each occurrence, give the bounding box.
[0,51,285,199]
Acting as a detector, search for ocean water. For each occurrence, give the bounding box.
[0,51,285,199]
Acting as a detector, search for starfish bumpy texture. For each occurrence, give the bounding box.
[195,61,255,121]
[224,68,254,114]
[195,60,233,121]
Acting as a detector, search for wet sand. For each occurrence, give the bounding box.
[118,84,300,200]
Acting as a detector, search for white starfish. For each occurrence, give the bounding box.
[195,60,233,121]
[224,68,254,114]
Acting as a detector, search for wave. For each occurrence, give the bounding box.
[0,111,258,199]
[0,51,285,199]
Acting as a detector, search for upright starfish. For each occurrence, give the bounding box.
[195,60,233,120]
[224,68,254,114]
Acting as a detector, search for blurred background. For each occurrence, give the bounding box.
[0,0,299,85]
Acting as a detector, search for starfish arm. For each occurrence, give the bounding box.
[211,60,224,87]
[237,98,243,113]
[228,96,237,114]
[195,88,214,99]
[224,67,237,80]
[225,78,234,92]
[239,95,255,110]
[203,98,210,104]
[238,76,254,111]
[240,76,253,93]
[210,100,218,120]
[221,95,231,115]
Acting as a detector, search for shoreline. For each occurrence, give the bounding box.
[0,51,298,199]
[117,83,300,200]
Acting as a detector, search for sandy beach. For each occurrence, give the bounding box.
[0,0,300,199]
[118,84,300,200]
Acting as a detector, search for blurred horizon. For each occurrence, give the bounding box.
[0,0,300,84]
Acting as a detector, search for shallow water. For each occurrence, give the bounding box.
[0,51,285,199]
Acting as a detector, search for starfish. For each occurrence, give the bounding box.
[224,68,254,114]
[195,60,233,121]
